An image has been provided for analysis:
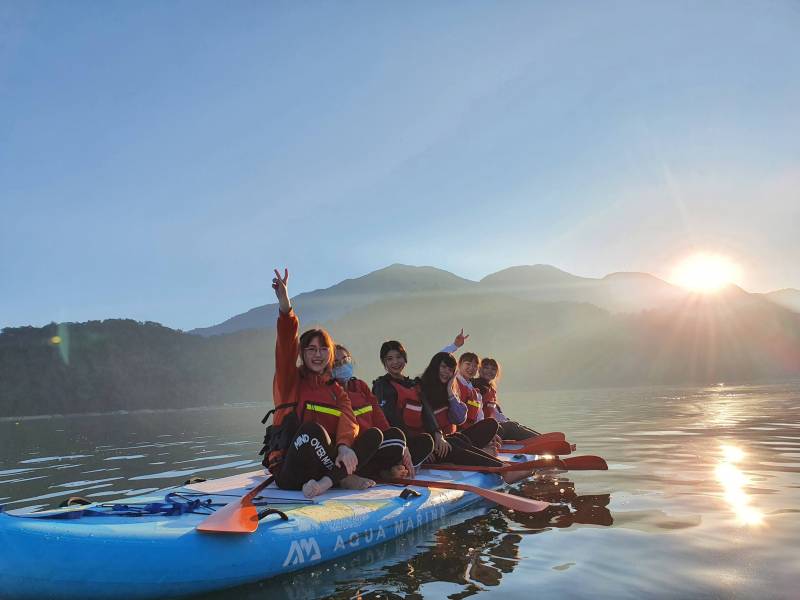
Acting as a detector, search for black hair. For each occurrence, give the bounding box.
[379,340,407,364]
[418,351,457,409]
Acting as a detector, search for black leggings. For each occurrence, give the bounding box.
[426,418,503,468]
[357,428,435,478]
[458,418,500,448]
[498,420,538,441]
[275,422,383,490]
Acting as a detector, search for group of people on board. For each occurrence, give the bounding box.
[260,269,540,498]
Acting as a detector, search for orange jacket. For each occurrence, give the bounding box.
[267,309,358,471]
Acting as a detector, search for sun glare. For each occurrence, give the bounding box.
[715,444,764,526]
[670,253,741,293]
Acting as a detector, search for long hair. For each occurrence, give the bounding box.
[419,352,457,409]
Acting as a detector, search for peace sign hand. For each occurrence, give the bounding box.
[272,268,291,313]
[453,328,470,348]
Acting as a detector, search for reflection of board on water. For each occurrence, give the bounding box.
[509,476,613,528]
[195,476,612,600]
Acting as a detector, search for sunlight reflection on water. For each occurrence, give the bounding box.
[716,444,764,526]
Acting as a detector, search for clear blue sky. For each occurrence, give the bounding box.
[2,1,799,330]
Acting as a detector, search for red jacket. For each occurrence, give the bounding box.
[456,378,482,428]
[342,378,391,431]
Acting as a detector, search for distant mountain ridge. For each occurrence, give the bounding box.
[762,289,800,314]
[190,264,476,336]
[190,263,690,336]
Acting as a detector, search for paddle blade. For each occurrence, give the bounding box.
[386,478,551,514]
[500,440,573,455]
[196,476,274,534]
[562,455,608,471]
[196,499,259,533]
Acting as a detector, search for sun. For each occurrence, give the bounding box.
[670,253,742,293]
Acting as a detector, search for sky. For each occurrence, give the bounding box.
[2,0,799,331]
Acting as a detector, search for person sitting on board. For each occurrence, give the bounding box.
[332,344,433,479]
[472,356,539,441]
[453,351,503,455]
[416,351,503,467]
[260,268,382,498]
[371,329,468,453]
[372,337,503,467]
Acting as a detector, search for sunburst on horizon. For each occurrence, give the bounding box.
[670,253,742,293]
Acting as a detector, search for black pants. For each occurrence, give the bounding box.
[358,428,435,477]
[275,421,383,490]
[426,418,503,468]
[498,420,538,441]
[457,418,499,448]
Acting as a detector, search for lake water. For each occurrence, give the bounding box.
[1,383,799,599]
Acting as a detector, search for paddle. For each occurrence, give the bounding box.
[423,456,566,474]
[503,431,566,444]
[384,478,551,513]
[499,454,608,471]
[561,455,608,470]
[500,439,573,455]
[197,476,275,534]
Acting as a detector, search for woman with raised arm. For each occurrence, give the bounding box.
[259,268,382,498]
[331,344,433,478]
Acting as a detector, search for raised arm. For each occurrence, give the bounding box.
[272,268,299,406]
[440,328,469,354]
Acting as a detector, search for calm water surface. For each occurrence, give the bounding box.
[1,383,799,599]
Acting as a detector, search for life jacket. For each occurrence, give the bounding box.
[432,404,456,435]
[480,385,498,420]
[392,380,425,434]
[344,378,378,430]
[296,379,346,436]
[456,377,483,427]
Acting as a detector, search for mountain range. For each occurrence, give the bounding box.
[2,264,799,418]
[191,263,797,336]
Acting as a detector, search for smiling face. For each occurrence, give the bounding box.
[302,335,331,374]
[383,349,407,379]
[479,363,498,382]
[438,360,455,384]
[459,358,478,379]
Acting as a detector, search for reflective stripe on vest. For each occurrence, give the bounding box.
[306,403,342,417]
[353,405,373,417]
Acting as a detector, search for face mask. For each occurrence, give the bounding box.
[332,362,354,382]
